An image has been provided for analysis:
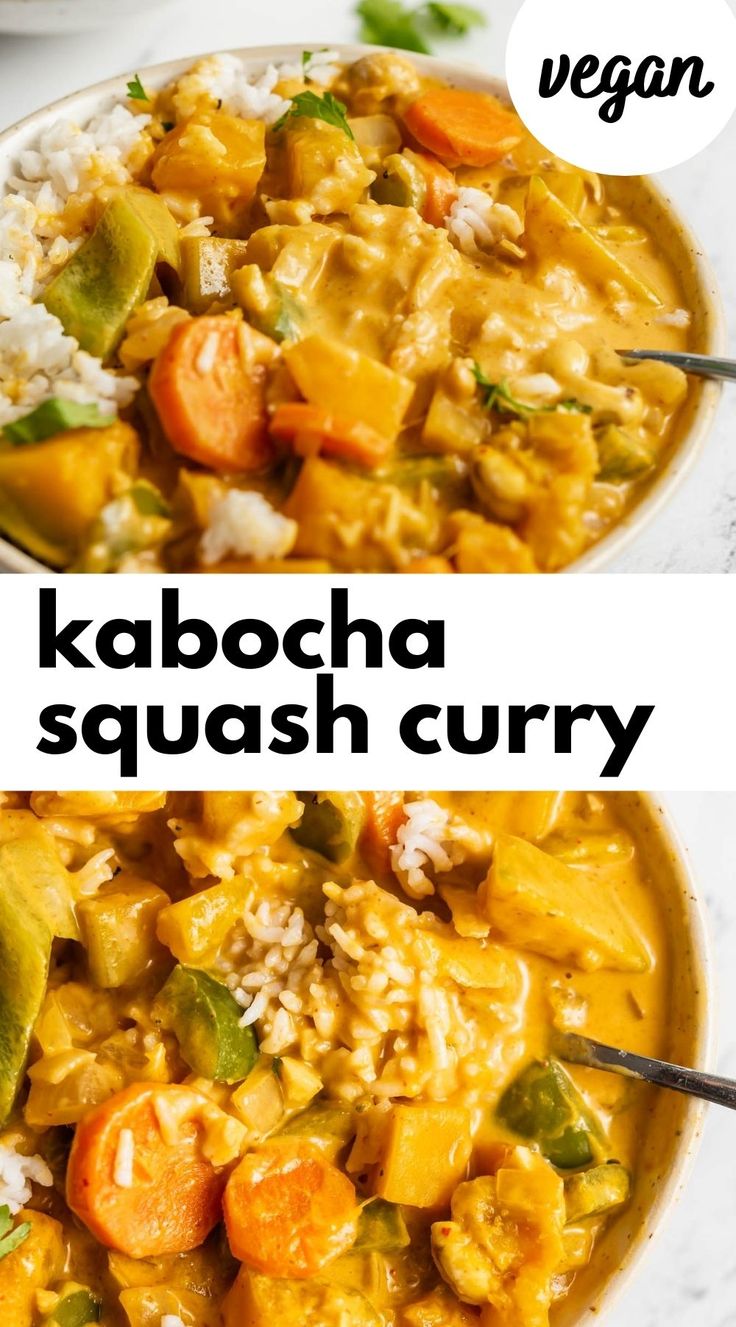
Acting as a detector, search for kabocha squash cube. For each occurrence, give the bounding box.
[284,334,415,443]
[480,833,649,972]
[285,119,375,215]
[0,1212,65,1327]
[224,1267,381,1327]
[369,1103,473,1208]
[156,877,251,965]
[0,422,138,569]
[151,113,266,233]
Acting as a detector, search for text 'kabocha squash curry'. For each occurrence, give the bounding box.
[0,791,694,1325]
[0,50,699,572]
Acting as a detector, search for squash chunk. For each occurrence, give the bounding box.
[152,114,266,233]
[480,833,648,972]
[524,176,662,307]
[284,335,414,443]
[0,1212,65,1327]
[286,119,375,216]
[224,1267,381,1327]
[370,1104,473,1208]
[0,422,137,568]
[156,877,250,965]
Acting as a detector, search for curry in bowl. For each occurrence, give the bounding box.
[0,790,703,1324]
[0,49,708,573]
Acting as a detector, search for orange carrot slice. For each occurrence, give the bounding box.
[404,89,522,168]
[149,315,276,472]
[223,1141,359,1278]
[270,402,392,469]
[66,1084,227,1258]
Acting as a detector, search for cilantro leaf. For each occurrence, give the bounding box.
[473,364,592,418]
[425,2,485,34]
[302,50,314,70]
[0,1207,31,1262]
[126,73,149,103]
[356,0,431,53]
[2,398,116,446]
[275,91,355,140]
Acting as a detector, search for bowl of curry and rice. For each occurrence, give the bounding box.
[0,45,724,574]
[0,790,712,1325]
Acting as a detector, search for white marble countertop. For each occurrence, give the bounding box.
[0,0,734,570]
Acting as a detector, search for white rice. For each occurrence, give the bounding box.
[445,187,523,258]
[160,1317,186,1327]
[279,48,342,87]
[390,797,468,898]
[0,1142,53,1215]
[218,877,521,1106]
[172,53,292,128]
[199,490,298,566]
[654,307,691,329]
[113,1127,135,1188]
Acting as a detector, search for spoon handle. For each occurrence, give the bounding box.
[554,1032,736,1111]
[618,348,736,383]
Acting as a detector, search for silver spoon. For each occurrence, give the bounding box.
[553,1030,736,1111]
[618,348,736,383]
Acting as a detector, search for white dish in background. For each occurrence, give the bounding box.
[0,0,177,34]
[0,44,726,571]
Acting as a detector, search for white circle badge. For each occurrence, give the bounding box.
[506,0,736,175]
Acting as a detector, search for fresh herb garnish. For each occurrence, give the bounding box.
[126,73,149,103]
[473,364,592,419]
[302,50,314,71]
[356,0,485,53]
[357,0,431,52]
[2,399,116,446]
[275,90,355,140]
[0,1206,30,1262]
[425,2,485,34]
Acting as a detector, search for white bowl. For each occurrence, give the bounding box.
[554,792,714,1324]
[0,0,176,35]
[0,44,726,572]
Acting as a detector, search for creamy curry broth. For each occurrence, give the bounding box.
[0,790,697,1327]
[0,52,699,573]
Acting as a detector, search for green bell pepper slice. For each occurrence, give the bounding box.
[154,965,258,1083]
[291,793,366,864]
[496,1058,605,1169]
[45,1288,102,1327]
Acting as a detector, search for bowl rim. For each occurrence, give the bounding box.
[0,41,727,575]
[577,790,716,1325]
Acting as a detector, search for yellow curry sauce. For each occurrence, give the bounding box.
[0,52,698,573]
[0,791,691,1326]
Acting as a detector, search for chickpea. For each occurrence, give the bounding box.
[471,446,530,524]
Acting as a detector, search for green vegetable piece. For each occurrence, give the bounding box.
[565,1162,630,1223]
[0,1205,31,1260]
[595,424,655,482]
[41,191,177,360]
[46,1288,102,1326]
[473,363,592,419]
[126,74,149,102]
[496,1058,605,1169]
[357,0,431,52]
[291,793,366,864]
[0,852,54,1123]
[0,834,79,941]
[355,1199,410,1252]
[179,236,249,315]
[124,187,180,274]
[2,399,115,446]
[426,2,485,33]
[371,152,427,211]
[279,1102,356,1161]
[154,965,258,1083]
[275,91,355,140]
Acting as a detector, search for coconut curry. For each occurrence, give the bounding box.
[0,51,697,572]
[0,790,682,1325]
